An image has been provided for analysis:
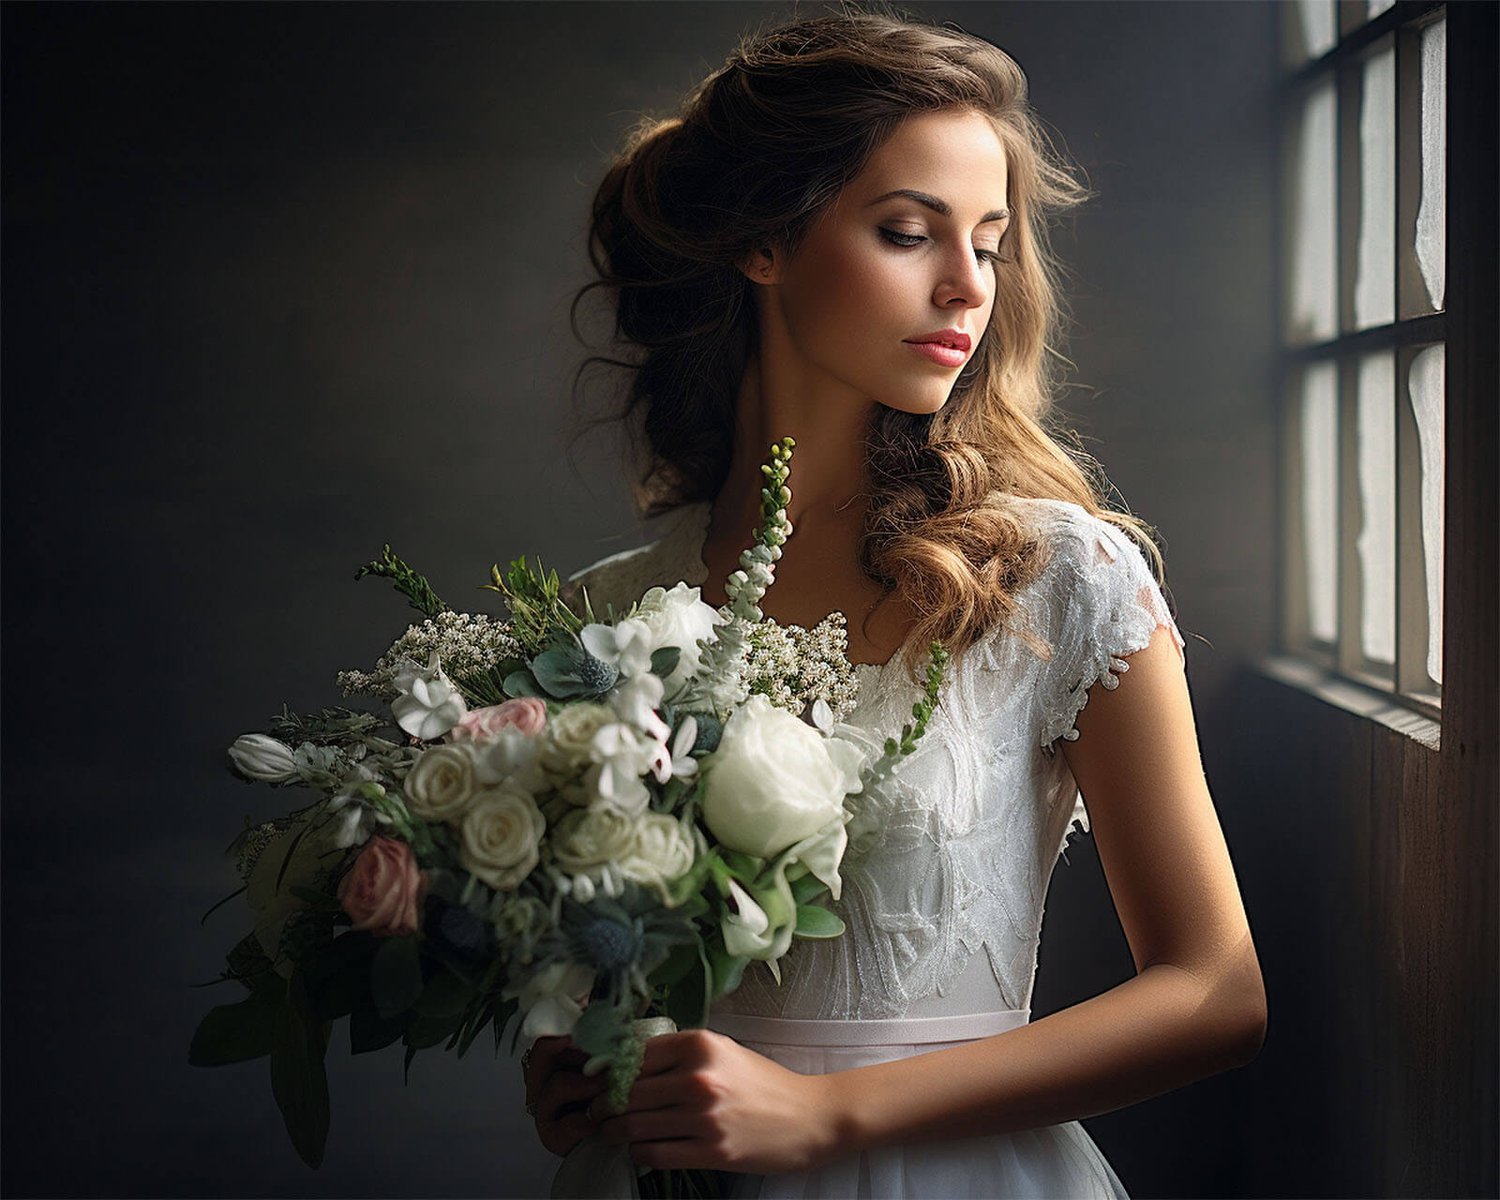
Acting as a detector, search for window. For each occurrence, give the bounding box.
[1277,0,1449,719]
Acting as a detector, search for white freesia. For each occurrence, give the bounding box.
[608,669,669,742]
[404,742,479,823]
[701,693,865,859]
[580,617,655,679]
[720,878,773,959]
[634,582,727,697]
[585,721,656,816]
[459,784,546,891]
[510,961,595,1040]
[391,651,468,740]
[470,724,542,787]
[228,734,299,783]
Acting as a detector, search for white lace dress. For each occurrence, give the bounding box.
[564,495,1186,1200]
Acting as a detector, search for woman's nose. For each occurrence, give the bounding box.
[932,246,990,310]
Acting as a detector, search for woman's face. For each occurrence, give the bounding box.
[755,107,1011,416]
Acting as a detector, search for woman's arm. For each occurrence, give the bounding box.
[602,622,1267,1173]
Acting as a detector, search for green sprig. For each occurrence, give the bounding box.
[354,546,448,618]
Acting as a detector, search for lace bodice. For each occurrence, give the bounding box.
[565,496,1185,1021]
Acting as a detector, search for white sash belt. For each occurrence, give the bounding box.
[707,1007,1030,1047]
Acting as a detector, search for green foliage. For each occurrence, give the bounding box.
[370,935,425,1019]
[794,905,846,939]
[189,987,282,1066]
[354,545,448,618]
[882,641,950,758]
[270,970,332,1170]
[482,555,581,658]
[268,705,388,747]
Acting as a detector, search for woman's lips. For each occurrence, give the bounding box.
[904,340,968,368]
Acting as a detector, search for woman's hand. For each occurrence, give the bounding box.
[523,1035,609,1157]
[593,1029,843,1174]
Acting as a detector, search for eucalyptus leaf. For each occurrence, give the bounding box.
[370,936,424,1019]
[649,646,681,679]
[790,873,830,906]
[502,670,542,699]
[794,904,846,939]
[529,650,590,698]
[706,945,749,997]
[405,1010,464,1050]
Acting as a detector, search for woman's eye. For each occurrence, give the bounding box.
[879,227,1002,266]
[878,227,926,248]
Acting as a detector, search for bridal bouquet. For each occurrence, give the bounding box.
[190,438,948,1175]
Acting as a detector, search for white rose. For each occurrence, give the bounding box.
[391,651,469,740]
[459,785,545,891]
[404,743,479,823]
[634,583,727,697]
[228,733,299,783]
[619,813,697,898]
[701,693,865,859]
[551,808,638,876]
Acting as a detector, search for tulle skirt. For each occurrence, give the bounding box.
[706,1010,1130,1200]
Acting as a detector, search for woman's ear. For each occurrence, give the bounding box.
[736,246,782,285]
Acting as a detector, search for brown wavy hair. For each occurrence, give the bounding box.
[569,3,1169,679]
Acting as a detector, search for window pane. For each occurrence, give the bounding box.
[1416,16,1447,310]
[1367,0,1395,17]
[1294,0,1338,61]
[1288,83,1338,343]
[1300,362,1339,642]
[1355,44,1395,328]
[1357,353,1395,664]
[1409,345,1445,684]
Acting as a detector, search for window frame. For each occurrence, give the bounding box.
[1272,0,1486,731]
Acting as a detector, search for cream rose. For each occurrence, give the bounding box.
[459,785,545,891]
[403,743,479,823]
[700,693,865,859]
[619,812,696,897]
[550,807,638,876]
[539,702,616,778]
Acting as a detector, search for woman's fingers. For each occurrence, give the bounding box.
[538,1069,606,1122]
[599,1107,709,1145]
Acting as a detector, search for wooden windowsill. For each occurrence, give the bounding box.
[1251,654,1442,751]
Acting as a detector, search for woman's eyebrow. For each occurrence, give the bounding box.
[867,188,1010,224]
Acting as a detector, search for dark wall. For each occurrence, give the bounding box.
[1,3,1280,1197]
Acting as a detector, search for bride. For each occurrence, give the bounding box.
[523,8,1267,1197]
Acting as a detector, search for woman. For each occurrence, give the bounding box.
[524,8,1267,1197]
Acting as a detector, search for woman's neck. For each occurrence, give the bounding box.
[711,355,875,538]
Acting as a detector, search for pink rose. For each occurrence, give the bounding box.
[337,836,427,938]
[450,697,547,742]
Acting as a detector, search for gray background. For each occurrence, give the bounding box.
[2,3,1279,1196]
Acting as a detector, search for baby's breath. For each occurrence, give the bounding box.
[336,610,523,701]
[743,612,861,723]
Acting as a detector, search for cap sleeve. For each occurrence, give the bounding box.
[1032,505,1186,752]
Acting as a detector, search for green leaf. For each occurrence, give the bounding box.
[665,943,711,1030]
[794,904,846,939]
[502,669,542,699]
[571,1000,629,1062]
[706,945,749,997]
[349,995,408,1054]
[405,1009,464,1050]
[789,873,830,906]
[189,987,281,1066]
[289,886,344,912]
[647,942,701,992]
[305,931,376,1020]
[530,650,590,698]
[649,646,682,679]
[270,971,331,1170]
[414,966,475,1020]
[403,1043,419,1086]
[370,936,424,1019]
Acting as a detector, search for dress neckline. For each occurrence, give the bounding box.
[672,500,909,678]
